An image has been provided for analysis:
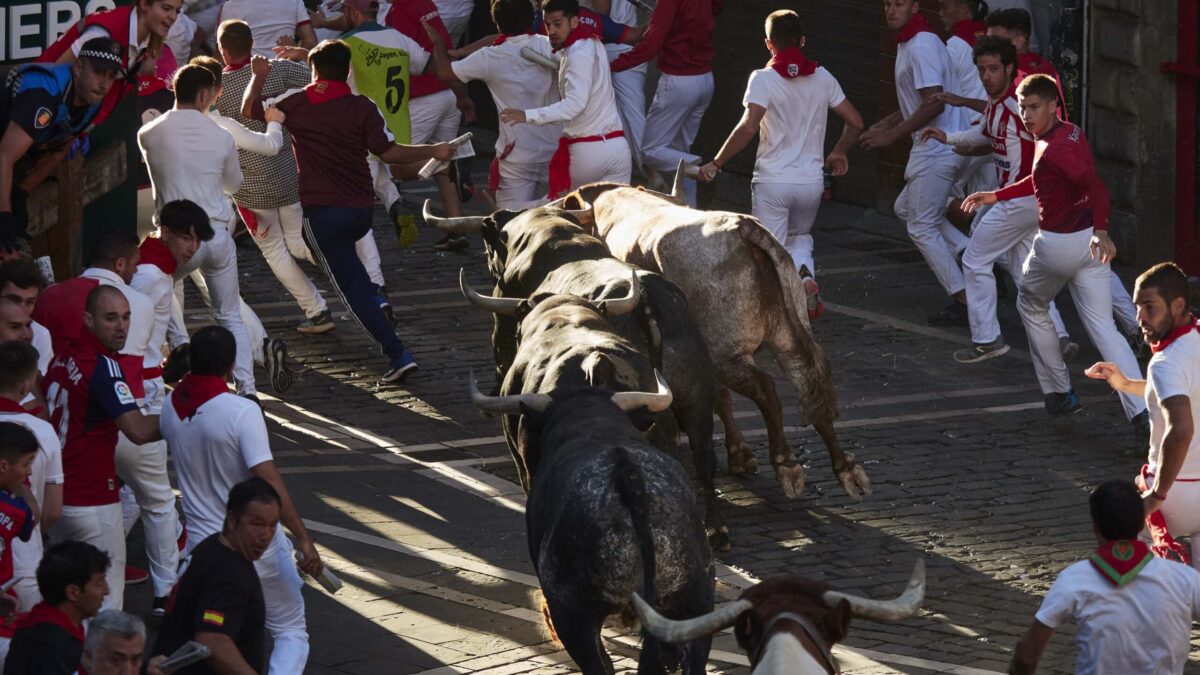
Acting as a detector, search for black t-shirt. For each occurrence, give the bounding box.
[152,534,266,674]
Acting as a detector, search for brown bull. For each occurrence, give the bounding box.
[567,179,870,500]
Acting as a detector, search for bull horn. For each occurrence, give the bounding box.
[822,558,926,622]
[612,370,673,413]
[670,160,687,205]
[631,594,753,643]
[425,200,487,234]
[459,269,523,317]
[598,268,640,317]
[469,370,553,414]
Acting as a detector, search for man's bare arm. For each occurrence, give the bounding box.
[0,122,35,212]
[1009,619,1054,675]
[249,460,323,576]
[193,633,260,675]
[862,86,947,150]
[827,98,865,175]
[241,57,272,121]
[114,410,161,445]
[1150,396,1194,506]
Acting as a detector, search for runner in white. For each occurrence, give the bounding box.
[218,0,317,57]
[937,0,994,202]
[583,0,646,175]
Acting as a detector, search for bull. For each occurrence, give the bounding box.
[631,559,925,674]
[433,203,728,550]
[470,374,715,675]
[567,174,871,501]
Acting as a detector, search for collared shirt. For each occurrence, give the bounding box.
[0,64,100,154]
[138,108,243,227]
[525,37,623,139]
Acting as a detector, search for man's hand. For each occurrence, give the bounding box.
[961,191,997,213]
[930,91,966,108]
[422,20,445,48]
[251,55,272,78]
[500,108,527,125]
[858,127,895,151]
[432,143,456,162]
[272,45,309,61]
[308,8,329,29]
[825,151,849,176]
[920,128,948,145]
[264,107,286,124]
[0,593,15,622]
[296,537,325,577]
[1144,493,1165,516]
[146,656,168,675]
[456,96,476,125]
[697,162,719,182]
[1090,230,1116,264]
[276,34,297,48]
[1085,361,1130,391]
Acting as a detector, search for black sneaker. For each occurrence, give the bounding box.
[1045,389,1082,416]
[162,344,190,384]
[953,337,1010,363]
[433,234,469,252]
[152,596,168,619]
[381,351,418,384]
[295,310,336,334]
[1132,410,1150,452]
[263,338,294,394]
[927,301,968,327]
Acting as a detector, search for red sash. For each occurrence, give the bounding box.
[546,130,624,200]
[488,142,516,196]
[895,13,934,44]
[767,47,817,79]
[1138,464,1192,564]
[1088,540,1154,587]
[1149,316,1199,354]
[171,374,230,421]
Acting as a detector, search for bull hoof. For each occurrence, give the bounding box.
[837,455,872,501]
[726,443,758,476]
[707,526,731,553]
[774,462,806,499]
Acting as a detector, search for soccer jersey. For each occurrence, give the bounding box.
[0,489,34,587]
[42,345,140,507]
[946,85,1033,187]
[341,21,430,144]
[0,400,63,586]
[994,121,1110,233]
[743,66,845,185]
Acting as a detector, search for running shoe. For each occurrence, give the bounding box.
[953,337,1010,363]
[263,337,294,394]
[798,265,824,320]
[125,564,149,585]
[382,351,418,384]
[296,310,336,334]
[1044,389,1082,416]
[152,596,168,619]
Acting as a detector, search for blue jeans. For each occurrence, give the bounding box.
[302,206,405,361]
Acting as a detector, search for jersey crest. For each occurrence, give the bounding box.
[343,33,412,144]
[33,107,52,129]
[114,381,134,405]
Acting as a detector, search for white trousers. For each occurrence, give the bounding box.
[50,503,125,610]
[570,136,632,190]
[410,89,461,145]
[496,160,549,210]
[255,530,309,674]
[964,197,1068,344]
[369,155,401,212]
[642,72,713,207]
[609,63,647,173]
[1111,273,1139,337]
[1143,476,1200,572]
[173,227,257,394]
[259,202,384,289]
[894,150,969,296]
[247,204,329,319]
[115,419,180,598]
[1018,227,1147,419]
[12,576,39,612]
[752,181,823,274]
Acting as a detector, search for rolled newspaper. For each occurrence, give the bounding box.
[295,549,344,594]
[418,132,474,180]
[35,256,55,285]
[159,641,212,673]
[520,46,560,71]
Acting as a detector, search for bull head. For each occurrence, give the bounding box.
[424,200,489,234]
[638,160,688,206]
[458,268,641,318]
[629,559,925,644]
[468,369,674,415]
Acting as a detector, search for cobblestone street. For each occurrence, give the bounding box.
[122,175,1200,674]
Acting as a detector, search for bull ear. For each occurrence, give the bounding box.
[481,220,505,255]
[823,598,851,645]
[733,610,761,654]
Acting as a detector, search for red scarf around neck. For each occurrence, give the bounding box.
[554,24,598,54]
[0,397,25,414]
[13,602,84,642]
[895,12,934,44]
[1089,540,1154,587]
[768,46,817,79]
[172,373,230,421]
[493,31,533,46]
[305,79,352,104]
[139,237,177,276]
[950,19,986,46]
[1149,315,1198,354]
[223,56,251,72]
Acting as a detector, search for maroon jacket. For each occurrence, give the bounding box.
[610,0,721,75]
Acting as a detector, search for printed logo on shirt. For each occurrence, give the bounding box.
[788,64,799,77]
[202,610,226,626]
[114,381,134,405]
[1067,126,1080,143]
[33,108,53,129]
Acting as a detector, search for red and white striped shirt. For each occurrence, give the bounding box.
[946,85,1033,188]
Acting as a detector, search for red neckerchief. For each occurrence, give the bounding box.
[139,237,177,276]
[13,602,84,642]
[950,19,986,46]
[0,397,25,414]
[1150,315,1199,354]
[493,31,533,46]
[895,12,934,44]
[304,79,353,104]
[1017,51,1052,75]
[172,373,230,421]
[223,56,251,72]
[553,24,598,54]
[767,46,817,79]
[1089,540,1155,587]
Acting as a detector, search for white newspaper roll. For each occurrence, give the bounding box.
[520,46,560,71]
[418,132,475,180]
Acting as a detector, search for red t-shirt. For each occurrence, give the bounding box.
[0,490,33,587]
[385,0,451,99]
[43,345,141,507]
[995,121,1110,234]
[610,0,720,75]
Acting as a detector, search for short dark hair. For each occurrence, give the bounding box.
[308,40,352,82]
[0,259,44,292]
[972,35,1016,70]
[160,200,215,242]
[491,0,535,36]
[765,10,804,47]
[541,0,579,19]
[987,7,1031,37]
[1090,480,1145,541]
[1016,74,1059,105]
[38,540,111,606]
[172,64,217,104]
[88,228,140,269]
[85,284,125,316]
[1136,262,1191,309]
[190,55,224,85]
[0,341,40,391]
[227,477,282,522]
[0,421,38,464]
[189,325,236,377]
[217,19,253,59]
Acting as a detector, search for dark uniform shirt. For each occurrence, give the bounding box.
[0,64,99,156]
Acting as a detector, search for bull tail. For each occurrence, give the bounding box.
[736,220,839,424]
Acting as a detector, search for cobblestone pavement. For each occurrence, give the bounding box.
[121,171,1200,674]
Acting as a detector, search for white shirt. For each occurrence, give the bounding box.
[81,268,155,381]
[130,259,175,372]
[452,34,561,165]
[946,88,1033,188]
[31,321,51,375]
[894,31,966,152]
[161,391,273,547]
[208,111,283,156]
[946,35,987,123]
[138,108,243,228]
[219,0,312,59]
[525,37,623,139]
[1036,557,1200,674]
[433,0,474,20]
[0,409,63,582]
[743,66,845,185]
[163,12,199,64]
[1147,330,1200,480]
